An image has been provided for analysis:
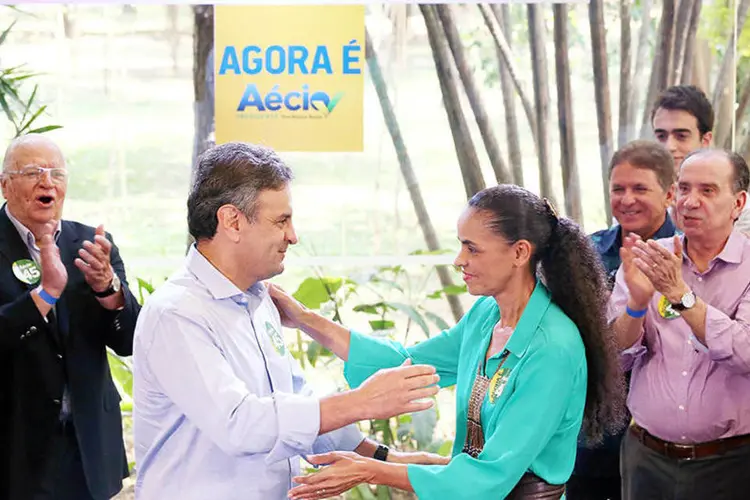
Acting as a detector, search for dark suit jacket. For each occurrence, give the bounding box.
[0,205,140,500]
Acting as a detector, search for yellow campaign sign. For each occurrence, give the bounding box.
[214,5,365,152]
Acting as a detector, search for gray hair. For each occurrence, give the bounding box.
[683,148,750,194]
[187,142,293,240]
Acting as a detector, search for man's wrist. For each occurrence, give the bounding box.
[35,286,59,305]
[665,283,690,304]
[627,296,650,312]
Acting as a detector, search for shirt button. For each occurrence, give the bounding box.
[682,371,688,376]
[697,277,703,282]
[681,435,687,440]
[57,353,63,360]
[678,405,685,411]
[53,399,61,405]
[29,326,37,333]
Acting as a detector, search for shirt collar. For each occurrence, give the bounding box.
[504,280,553,359]
[683,229,745,266]
[186,244,267,302]
[4,204,62,249]
[594,213,676,254]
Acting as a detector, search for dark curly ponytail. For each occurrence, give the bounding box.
[469,184,625,444]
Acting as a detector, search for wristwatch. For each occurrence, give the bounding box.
[93,273,121,298]
[670,290,696,311]
[373,444,390,461]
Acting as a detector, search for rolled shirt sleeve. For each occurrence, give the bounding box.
[608,265,647,371]
[344,311,468,389]
[702,302,750,374]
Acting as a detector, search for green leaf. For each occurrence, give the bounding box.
[26,125,62,134]
[369,319,395,331]
[17,103,47,135]
[426,289,443,300]
[437,439,454,456]
[375,484,391,500]
[385,301,430,336]
[0,22,17,47]
[107,351,133,398]
[351,485,378,500]
[424,311,451,331]
[352,303,384,315]
[442,284,467,296]
[292,276,343,309]
[306,340,321,367]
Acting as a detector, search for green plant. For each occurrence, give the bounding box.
[0,21,62,137]
[287,255,464,499]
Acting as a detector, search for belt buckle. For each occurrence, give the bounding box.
[672,442,697,461]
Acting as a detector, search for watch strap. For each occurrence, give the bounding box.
[373,444,389,461]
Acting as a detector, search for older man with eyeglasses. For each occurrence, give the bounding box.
[0,134,140,500]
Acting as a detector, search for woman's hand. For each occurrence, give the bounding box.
[266,282,310,329]
[289,452,378,500]
[387,449,450,466]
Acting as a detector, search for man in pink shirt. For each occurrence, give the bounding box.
[609,148,750,500]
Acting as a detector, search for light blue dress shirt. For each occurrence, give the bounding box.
[133,245,363,499]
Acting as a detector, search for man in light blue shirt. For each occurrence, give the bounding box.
[132,142,440,499]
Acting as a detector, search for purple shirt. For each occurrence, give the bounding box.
[608,230,750,444]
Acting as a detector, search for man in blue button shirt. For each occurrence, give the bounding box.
[132,142,443,500]
[567,140,678,500]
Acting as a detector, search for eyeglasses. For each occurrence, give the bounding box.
[3,165,69,183]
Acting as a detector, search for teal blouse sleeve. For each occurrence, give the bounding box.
[407,344,586,499]
[343,301,480,389]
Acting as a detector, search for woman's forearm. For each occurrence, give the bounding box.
[371,461,414,493]
[299,309,352,361]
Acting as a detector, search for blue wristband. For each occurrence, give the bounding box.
[38,288,58,306]
[626,305,647,318]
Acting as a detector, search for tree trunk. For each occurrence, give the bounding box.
[420,4,485,199]
[618,0,633,147]
[656,0,676,91]
[723,70,750,150]
[589,0,614,222]
[629,0,653,138]
[690,38,712,92]
[741,131,750,164]
[527,4,557,207]
[553,4,582,222]
[711,0,750,110]
[435,5,513,184]
[735,77,750,132]
[712,0,750,147]
[478,4,538,146]
[680,0,703,85]
[364,30,464,323]
[492,4,524,186]
[639,0,676,138]
[671,0,696,84]
[192,5,214,176]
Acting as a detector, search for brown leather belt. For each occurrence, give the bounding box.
[629,423,750,460]
[506,473,565,500]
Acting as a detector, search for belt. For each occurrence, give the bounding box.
[629,423,750,460]
[506,473,565,500]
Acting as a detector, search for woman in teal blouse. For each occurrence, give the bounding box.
[273,185,624,500]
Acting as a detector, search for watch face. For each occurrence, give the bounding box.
[112,274,121,292]
[682,291,696,308]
